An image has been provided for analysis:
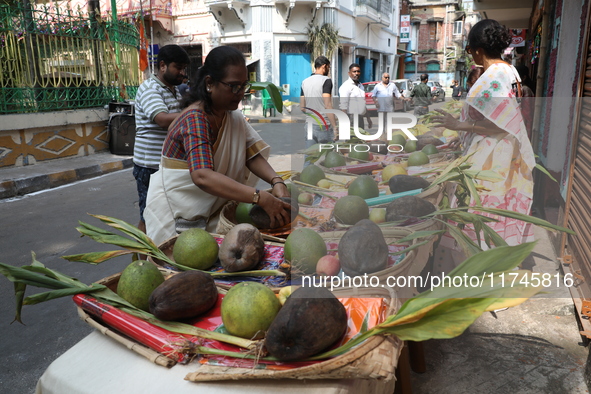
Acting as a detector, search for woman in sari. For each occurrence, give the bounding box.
[145,46,290,245]
[431,19,536,268]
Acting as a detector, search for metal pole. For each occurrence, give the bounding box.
[111,0,121,68]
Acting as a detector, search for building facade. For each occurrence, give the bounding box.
[97,0,401,102]
[402,0,468,88]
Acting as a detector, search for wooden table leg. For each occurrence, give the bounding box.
[408,341,426,373]
[394,341,412,394]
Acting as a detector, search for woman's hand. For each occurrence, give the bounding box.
[258,190,291,228]
[431,109,461,130]
[447,137,461,151]
[271,182,290,199]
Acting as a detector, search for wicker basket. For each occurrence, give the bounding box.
[185,286,402,382]
[216,200,291,241]
[78,272,403,381]
[318,227,428,296]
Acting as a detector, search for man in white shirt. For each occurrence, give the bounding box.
[372,73,401,113]
[338,63,372,130]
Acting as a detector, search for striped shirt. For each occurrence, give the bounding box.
[133,74,181,169]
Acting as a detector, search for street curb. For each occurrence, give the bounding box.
[0,157,133,200]
[248,118,305,124]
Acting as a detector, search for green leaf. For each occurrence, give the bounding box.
[250,82,284,112]
[435,219,482,257]
[394,230,445,243]
[23,284,106,305]
[535,162,557,182]
[463,169,504,182]
[0,262,74,290]
[469,207,576,235]
[462,173,482,206]
[63,250,135,264]
[91,214,160,249]
[13,282,26,324]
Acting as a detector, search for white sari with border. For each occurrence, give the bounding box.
[145,110,269,245]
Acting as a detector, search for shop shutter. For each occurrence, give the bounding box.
[563,41,591,323]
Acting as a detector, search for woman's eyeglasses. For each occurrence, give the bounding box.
[218,81,252,94]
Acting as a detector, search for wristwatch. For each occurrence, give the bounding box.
[252,189,261,204]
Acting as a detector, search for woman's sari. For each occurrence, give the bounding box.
[435,63,535,271]
[144,110,269,245]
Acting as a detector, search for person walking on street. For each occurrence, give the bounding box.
[410,74,433,116]
[338,63,372,130]
[372,72,401,114]
[133,44,189,233]
[300,56,338,161]
[450,80,463,100]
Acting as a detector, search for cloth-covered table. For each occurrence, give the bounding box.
[36,331,396,394]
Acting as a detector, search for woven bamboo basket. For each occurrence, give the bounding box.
[185,286,403,382]
[216,200,291,241]
[78,272,403,381]
[318,226,429,297]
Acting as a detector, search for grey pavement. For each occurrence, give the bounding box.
[0,112,589,393]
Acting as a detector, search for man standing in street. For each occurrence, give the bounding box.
[133,44,189,233]
[410,73,433,116]
[338,63,372,130]
[372,72,401,123]
[450,80,463,100]
[300,56,338,150]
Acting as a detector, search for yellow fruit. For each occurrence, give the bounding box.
[442,129,458,139]
[173,228,219,270]
[381,164,408,182]
[117,260,165,311]
[221,282,281,339]
[317,179,332,189]
[278,286,295,305]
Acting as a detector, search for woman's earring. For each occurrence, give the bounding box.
[207,87,211,92]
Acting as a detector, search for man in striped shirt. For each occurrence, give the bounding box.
[133,44,189,233]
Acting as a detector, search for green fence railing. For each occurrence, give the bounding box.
[0,3,140,114]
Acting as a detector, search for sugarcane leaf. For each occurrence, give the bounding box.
[0,262,73,290]
[394,230,445,243]
[463,169,504,182]
[12,282,26,324]
[462,173,482,206]
[77,227,150,250]
[90,214,160,249]
[62,250,136,264]
[436,220,482,257]
[480,224,507,248]
[23,284,106,305]
[470,207,576,235]
[360,310,371,333]
[534,163,557,182]
[76,221,115,236]
[389,240,430,256]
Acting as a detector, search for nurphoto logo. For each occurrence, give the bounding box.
[303,109,418,154]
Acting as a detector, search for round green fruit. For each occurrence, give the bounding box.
[300,165,325,186]
[348,175,379,199]
[333,195,370,225]
[324,151,346,168]
[117,260,165,311]
[407,151,430,166]
[284,228,327,274]
[173,228,219,270]
[390,134,407,147]
[286,183,300,201]
[348,149,370,161]
[221,282,281,339]
[405,140,417,153]
[421,144,439,155]
[235,202,255,225]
